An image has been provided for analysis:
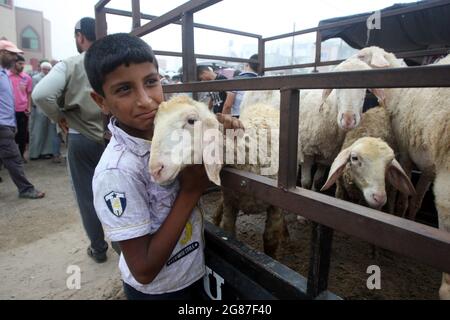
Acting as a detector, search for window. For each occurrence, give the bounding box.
[21,27,40,50]
[0,0,13,8]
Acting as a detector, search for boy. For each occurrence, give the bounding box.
[86,33,239,300]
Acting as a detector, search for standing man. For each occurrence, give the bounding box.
[0,40,45,199]
[228,54,259,118]
[8,54,33,160]
[32,17,109,263]
[197,66,234,114]
[29,61,54,161]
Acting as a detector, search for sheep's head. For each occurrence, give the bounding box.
[321,137,415,210]
[149,96,222,186]
[322,59,385,130]
[353,46,404,68]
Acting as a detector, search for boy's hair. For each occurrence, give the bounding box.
[16,54,25,62]
[75,17,96,42]
[196,65,213,80]
[85,33,159,96]
[248,54,259,73]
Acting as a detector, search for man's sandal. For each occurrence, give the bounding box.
[19,189,45,199]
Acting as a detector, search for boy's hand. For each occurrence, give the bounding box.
[179,165,210,196]
[216,113,244,130]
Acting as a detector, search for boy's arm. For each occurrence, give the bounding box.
[221,92,236,115]
[119,165,209,285]
[208,98,213,111]
[216,113,244,130]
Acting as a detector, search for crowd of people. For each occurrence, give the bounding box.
[0,50,63,170]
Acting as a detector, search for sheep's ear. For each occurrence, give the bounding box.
[321,147,351,191]
[369,88,386,106]
[386,159,416,196]
[322,89,333,102]
[202,118,222,186]
[204,163,222,186]
[320,89,333,112]
[203,138,222,186]
[370,53,390,68]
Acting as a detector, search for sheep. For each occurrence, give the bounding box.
[346,48,450,299]
[378,53,450,299]
[149,96,290,258]
[351,46,406,69]
[239,47,396,193]
[298,58,386,191]
[321,107,415,214]
[240,90,280,114]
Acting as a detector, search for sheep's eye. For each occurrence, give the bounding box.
[187,118,197,125]
[351,155,359,162]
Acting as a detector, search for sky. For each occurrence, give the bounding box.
[14,0,418,70]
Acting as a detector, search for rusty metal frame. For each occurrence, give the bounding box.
[263,0,450,72]
[94,0,450,299]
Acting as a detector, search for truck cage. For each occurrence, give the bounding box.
[94,0,450,300]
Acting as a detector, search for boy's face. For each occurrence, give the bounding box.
[91,62,163,139]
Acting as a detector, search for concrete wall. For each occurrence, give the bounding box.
[0,4,17,43]
[43,19,52,60]
[15,7,46,62]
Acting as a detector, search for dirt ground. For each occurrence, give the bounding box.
[0,150,124,300]
[0,150,442,300]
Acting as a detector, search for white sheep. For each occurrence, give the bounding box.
[351,46,407,69]
[149,96,289,257]
[298,58,386,191]
[240,90,280,114]
[378,53,450,299]
[240,47,396,193]
[321,107,415,213]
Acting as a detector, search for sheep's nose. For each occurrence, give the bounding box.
[340,112,357,130]
[151,163,164,179]
[371,191,387,206]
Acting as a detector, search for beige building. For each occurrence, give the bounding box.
[0,0,52,71]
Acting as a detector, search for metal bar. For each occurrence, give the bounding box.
[219,168,450,274]
[196,54,256,64]
[103,8,261,39]
[396,47,450,59]
[154,50,257,64]
[131,0,141,30]
[204,221,312,299]
[182,12,196,83]
[307,223,334,298]
[95,0,111,10]
[263,0,450,42]
[153,51,257,64]
[153,50,183,57]
[314,31,322,72]
[278,89,299,190]
[258,38,265,75]
[263,60,345,73]
[95,6,108,42]
[130,0,222,37]
[161,64,450,93]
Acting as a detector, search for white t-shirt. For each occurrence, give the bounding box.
[93,120,205,294]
